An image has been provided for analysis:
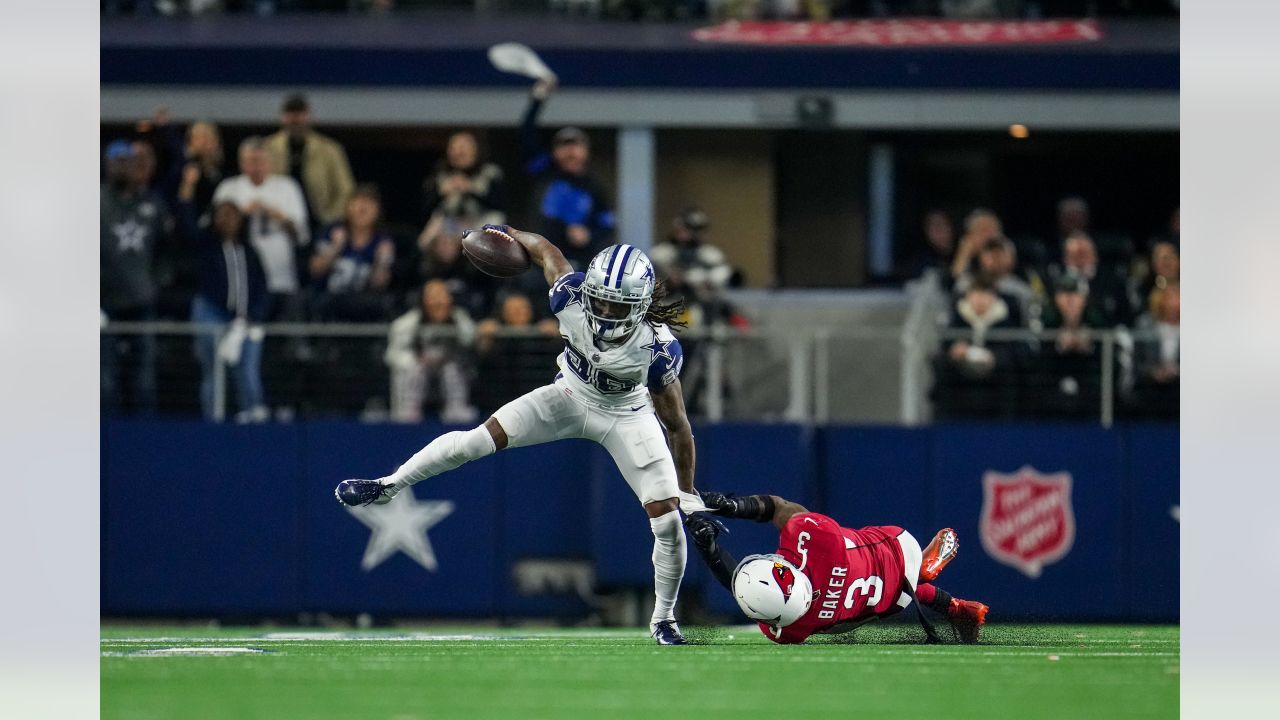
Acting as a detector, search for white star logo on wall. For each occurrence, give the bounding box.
[346,488,455,572]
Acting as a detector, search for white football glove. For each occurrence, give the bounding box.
[677,489,708,515]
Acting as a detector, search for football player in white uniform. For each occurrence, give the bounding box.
[337,224,704,645]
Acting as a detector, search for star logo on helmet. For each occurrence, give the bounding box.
[643,336,673,363]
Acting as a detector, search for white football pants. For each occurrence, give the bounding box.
[493,382,683,507]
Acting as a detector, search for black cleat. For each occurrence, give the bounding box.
[650,620,689,646]
[335,479,396,507]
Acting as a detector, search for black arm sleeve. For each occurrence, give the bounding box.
[693,534,739,592]
[704,492,776,523]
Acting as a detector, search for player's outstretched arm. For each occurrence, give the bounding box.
[652,379,696,495]
[768,496,809,530]
[702,491,809,530]
[486,224,572,286]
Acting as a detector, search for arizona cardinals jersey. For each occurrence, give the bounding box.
[547,271,683,410]
[760,513,910,645]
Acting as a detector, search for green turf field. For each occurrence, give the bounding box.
[101,624,1178,719]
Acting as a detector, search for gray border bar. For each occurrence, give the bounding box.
[101,87,1178,130]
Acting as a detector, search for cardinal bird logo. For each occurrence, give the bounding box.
[772,563,795,599]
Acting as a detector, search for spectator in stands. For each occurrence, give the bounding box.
[124,139,187,323]
[520,78,615,270]
[1034,275,1107,418]
[1131,208,1179,308]
[1129,284,1179,418]
[1135,240,1180,310]
[955,237,1035,325]
[476,292,559,353]
[1043,275,1106,346]
[212,136,309,321]
[385,280,478,424]
[421,131,506,231]
[182,199,270,423]
[649,206,745,416]
[1053,231,1132,326]
[1055,195,1091,246]
[901,208,955,281]
[131,108,185,203]
[124,141,162,220]
[156,121,227,321]
[178,121,225,226]
[943,278,1020,377]
[949,208,1003,282]
[265,93,355,229]
[309,184,396,321]
[102,140,170,415]
[933,277,1022,419]
[1138,284,1180,384]
[1153,239,1181,283]
[473,292,561,413]
[1048,194,1136,268]
[649,206,737,318]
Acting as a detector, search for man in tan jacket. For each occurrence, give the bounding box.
[264,93,355,230]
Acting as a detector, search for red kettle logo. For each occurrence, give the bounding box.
[979,466,1075,579]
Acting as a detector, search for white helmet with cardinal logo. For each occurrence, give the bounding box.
[731,554,813,628]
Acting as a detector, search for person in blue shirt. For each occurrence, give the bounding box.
[520,78,616,272]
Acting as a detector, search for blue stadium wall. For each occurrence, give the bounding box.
[101,16,1177,92]
[101,421,1178,622]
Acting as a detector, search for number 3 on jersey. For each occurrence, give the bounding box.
[844,575,883,609]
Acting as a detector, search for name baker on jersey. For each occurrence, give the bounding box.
[817,566,850,620]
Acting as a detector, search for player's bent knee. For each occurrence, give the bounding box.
[644,497,680,519]
[483,416,509,451]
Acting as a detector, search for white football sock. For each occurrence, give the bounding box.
[382,426,497,491]
[648,509,687,625]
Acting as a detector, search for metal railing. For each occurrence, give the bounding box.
[101,320,1175,425]
[101,321,781,423]
[930,326,1123,427]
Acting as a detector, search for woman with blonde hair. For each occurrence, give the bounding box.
[179,120,225,225]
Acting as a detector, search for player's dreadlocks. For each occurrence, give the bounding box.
[644,280,688,329]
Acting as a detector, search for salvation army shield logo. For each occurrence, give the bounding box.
[978,466,1075,579]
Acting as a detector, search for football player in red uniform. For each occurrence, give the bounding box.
[687,491,989,644]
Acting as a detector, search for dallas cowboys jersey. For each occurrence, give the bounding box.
[101,185,167,314]
[547,272,683,409]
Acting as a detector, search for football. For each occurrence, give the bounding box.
[461,226,532,278]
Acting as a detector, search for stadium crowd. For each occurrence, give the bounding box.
[101,85,743,421]
[102,82,1176,423]
[910,199,1179,421]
